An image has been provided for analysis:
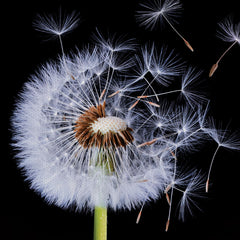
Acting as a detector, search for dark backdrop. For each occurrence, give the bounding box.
[4,0,240,239]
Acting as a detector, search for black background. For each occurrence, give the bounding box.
[4,0,240,239]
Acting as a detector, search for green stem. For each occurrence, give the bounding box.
[94,206,107,240]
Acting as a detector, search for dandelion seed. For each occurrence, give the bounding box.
[209,17,240,77]
[147,101,161,107]
[33,10,81,79]
[108,90,120,98]
[129,100,140,110]
[205,178,210,193]
[165,192,171,205]
[136,0,194,51]
[203,119,240,192]
[165,219,170,232]
[99,89,106,101]
[33,10,80,37]
[136,202,145,224]
[209,63,218,78]
[165,183,172,193]
[137,95,148,99]
[137,138,158,148]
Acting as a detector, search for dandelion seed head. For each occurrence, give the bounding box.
[11,6,240,225]
[12,45,175,211]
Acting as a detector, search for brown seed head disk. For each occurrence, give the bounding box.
[74,101,134,148]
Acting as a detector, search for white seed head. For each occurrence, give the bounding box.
[11,47,173,211]
[12,9,238,222]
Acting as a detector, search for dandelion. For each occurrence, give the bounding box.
[209,17,240,77]
[12,11,180,238]
[11,6,240,239]
[136,0,194,51]
[12,48,176,237]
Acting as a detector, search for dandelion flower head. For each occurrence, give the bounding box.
[12,14,183,211]
[11,7,239,224]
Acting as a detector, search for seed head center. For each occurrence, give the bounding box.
[91,116,127,135]
[74,102,134,148]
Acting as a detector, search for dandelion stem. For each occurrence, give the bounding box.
[165,150,177,232]
[58,35,76,80]
[217,40,237,64]
[206,145,220,192]
[173,186,185,194]
[138,89,182,98]
[103,51,114,102]
[130,75,159,109]
[142,76,159,101]
[94,206,107,240]
[59,35,68,71]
